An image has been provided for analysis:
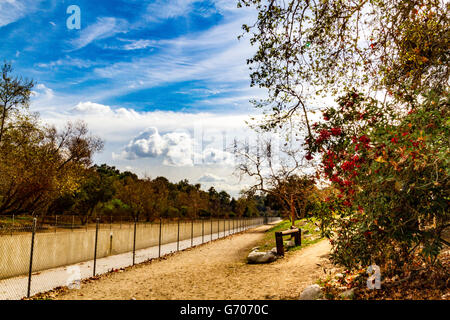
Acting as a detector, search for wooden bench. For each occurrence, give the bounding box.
[275,227,301,256]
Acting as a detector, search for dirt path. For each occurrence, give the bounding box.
[54,224,332,300]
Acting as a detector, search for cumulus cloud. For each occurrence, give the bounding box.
[198,173,226,183]
[202,148,235,166]
[123,127,167,159]
[31,83,54,100]
[72,101,112,114]
[113,127,192,166]
[113,126,236,167]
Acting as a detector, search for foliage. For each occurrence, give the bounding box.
[239,0,449,277]
[238,0,449,134]
[0,63,103,216]
[307,90,449,271]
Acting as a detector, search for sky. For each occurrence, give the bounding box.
[0,0,277,197]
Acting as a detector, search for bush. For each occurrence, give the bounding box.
[307,90,449,273]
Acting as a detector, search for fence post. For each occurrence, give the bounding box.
[177,219,180,251]
[217,218,220,239]
[223,218,225,237]
[210,217,213,241]
[158,218,162,258]
[93,218,99,276]
[202,219,204,244]
[132,217,137,265]
[55,215,57,233]
[27,217,37,298]
[191,219,194,247]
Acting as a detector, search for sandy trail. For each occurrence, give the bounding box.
[55,224,332,300]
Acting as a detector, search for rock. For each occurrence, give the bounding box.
[299,284,323,300]
[251,246,259,252]
[284,239,296,248]
[270,247,278,254]
[340,288,355,299]
[247,251,277,264]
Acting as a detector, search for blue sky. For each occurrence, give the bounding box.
[0,0,273,196]
[1,0,260,113]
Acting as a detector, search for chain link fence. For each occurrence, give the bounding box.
[0,215,280,300]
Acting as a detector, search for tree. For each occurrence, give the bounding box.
[235,134,313,225]
[218,191,231,217]
[208,187,221,217]
[238,0,449,136]
[0,115,103,216]
[239,0,449,274]
[0,62,33,144]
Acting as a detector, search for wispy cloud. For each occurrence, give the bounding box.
[69,17,129,50]
[118,38,157,51]
[36,56,101,69]
[0,0,42,28]
[87,16,256,103]
[146,0,201,21]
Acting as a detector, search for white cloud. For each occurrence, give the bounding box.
[31,83,54,100]
[113,126,235,168]
[70,17,129,50]
[198,173,226,183]
[121,127,167,159]
[162,131,194,166]
[0,0,42,28]
[121,39,156,50]
[36,56,100,69]
[89,15,257,102]
[72,101,112,114]
[202,148,235,166]
[146,0,200,20]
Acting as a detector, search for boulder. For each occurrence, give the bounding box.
[284,239,296,248]
[247,251,277,264]
[299,284,323,300]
